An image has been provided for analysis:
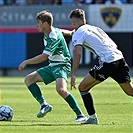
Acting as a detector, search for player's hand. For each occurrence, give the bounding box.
[18,61,27,71]
[70,75,76,90]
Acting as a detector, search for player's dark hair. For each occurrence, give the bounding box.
[36,10,53,25]
[69,9,85,20]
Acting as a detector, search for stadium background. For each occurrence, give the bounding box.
[0,4,132,76]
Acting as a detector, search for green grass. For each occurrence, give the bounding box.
[0,77,133,133]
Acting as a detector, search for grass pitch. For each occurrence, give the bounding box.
[0,77,133,133]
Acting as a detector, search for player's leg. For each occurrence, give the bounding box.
[111,58,133,96]
[78,73,101,91]
[56,78,87,122]
[25,71,46,106]
[25,71,43,86]
[56,78,69,98]
[25,67,54,118]
[52,64,87,122]
[79,73,101,124]
[79,61,113,124]
[36,66,56,118]
[118,82,133,96]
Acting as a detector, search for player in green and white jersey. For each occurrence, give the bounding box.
[18,10,87,122]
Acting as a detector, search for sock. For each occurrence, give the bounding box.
[89,113,97,119]
[65,94,83,116]
[80,91,96,116]
[28,83,45,105]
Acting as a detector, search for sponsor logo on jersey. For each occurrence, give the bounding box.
[100,7,122,28]
[98,74,105,80]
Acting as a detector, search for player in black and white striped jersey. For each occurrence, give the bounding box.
[62,8,133,124]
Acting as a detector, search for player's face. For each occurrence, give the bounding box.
[70,17,86,31]
[70,18,78,30]
[36,20,45,32]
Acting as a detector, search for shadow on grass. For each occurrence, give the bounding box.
[0,123,80,127]
[0,119,83,126]
[1,120,131,127]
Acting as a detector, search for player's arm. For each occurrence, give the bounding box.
[71,45,82,89]
[61,29,75,36]
[18,53,48,71]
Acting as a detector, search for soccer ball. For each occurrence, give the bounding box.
[0,105,14,121]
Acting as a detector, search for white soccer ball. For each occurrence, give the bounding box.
[0,105,14,121]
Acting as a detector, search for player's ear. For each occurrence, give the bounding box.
[43,21,47,26]
[72,20,76,26]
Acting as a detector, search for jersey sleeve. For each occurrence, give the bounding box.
[72,31,84,46]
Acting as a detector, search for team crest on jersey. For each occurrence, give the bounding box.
[100,7,122,28]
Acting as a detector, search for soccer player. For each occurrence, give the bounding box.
[18,10,87,122]
[62,9,133,124]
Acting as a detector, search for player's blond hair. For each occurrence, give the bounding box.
[36,10,53,25]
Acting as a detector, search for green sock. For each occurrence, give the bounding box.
[65,94,82,116]
[28,83,44,105]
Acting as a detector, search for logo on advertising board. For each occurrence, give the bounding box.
[100,7,122,28]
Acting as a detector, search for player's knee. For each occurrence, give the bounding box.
[78,84,85,91]
[56,89,68,98]
[24,74,35,86]
[56,89,64,95]
[78,83,91,92]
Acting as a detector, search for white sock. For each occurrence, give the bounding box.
[41,101,48,106]
[89,113,97,119]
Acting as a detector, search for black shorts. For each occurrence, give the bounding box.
[89,58,131,83]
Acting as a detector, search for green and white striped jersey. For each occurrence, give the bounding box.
[43,27,71,67]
